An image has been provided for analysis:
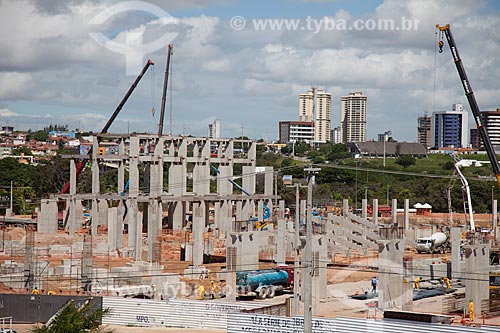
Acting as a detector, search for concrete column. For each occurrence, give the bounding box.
[192,201,205,266]
[276,219,286,265]
[264,167,273,196]
[464,244,490,315]
[279,200,285,220]
[92,136,100,194]
[107,207,118,251]
[38,199,58,233]
[232,232,260,271]
[68,198,76,234]
[128,137,140,197]
[361,199,367,219]
[242,166,256,195]
[343,199,349,216]
[74,200,83,230]
[493,199,498,244]
[300,200,306,228]
[373,199,378,225]
[450,227,461,279]
[404,199,410,230]
[135,210,143,261]
[98,200,109,228]
[147,199,162,262]
[116,202,125,248]
[214,201,222,233]
[392,198,398,225]
[91,199,99,236]
[379,239,404,310]
[235,201,243,232]
[225,200,233,235]
[257,200,264,224]
[193,164,209,195]
[68,160,77,234]
[168,164,186,230]
[217,165,233,195]
[312,235,327,315]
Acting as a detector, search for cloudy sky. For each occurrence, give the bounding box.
[1,0,499,141]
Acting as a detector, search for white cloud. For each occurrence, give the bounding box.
[0,72,32,99]
[0,107,17,117]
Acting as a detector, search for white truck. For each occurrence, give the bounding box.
[416,232,449,254]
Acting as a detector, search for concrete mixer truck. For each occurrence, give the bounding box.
[236,267,294,299]
[416,232,450,254]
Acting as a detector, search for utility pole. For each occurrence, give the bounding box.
[303,166,320,333]
[287,182,306,315]
[9,181,13,213]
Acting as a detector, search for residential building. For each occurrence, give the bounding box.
[208,119,220,139]
[470,128,481,148]
[377,130,392,142]
[331,126,341,144]
[340,91,367,143]
[1,126,13,135]
[279,121,314,143]
[417,115,432,148]
[481,108,500,151]
[299,88,332,143]
[432,103,468,148]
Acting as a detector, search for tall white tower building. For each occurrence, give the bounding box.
[340,91,367,143]
[298,88,331,143]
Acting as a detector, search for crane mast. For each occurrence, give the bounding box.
[437,24,500,187]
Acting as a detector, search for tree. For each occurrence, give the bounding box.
[30,299,113,333]
[13,146,33,156]
[326,144,350,162]
[33,130,49,141]
[395,155,416,168]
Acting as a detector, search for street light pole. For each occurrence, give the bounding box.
[286,182,305,316]
[303,166,320,333]
[355,161,358,209]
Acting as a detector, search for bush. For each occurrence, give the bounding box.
[395,155,416,168]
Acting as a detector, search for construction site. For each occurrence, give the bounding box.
[1,24,500,333]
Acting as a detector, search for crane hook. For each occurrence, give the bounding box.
[438,40,444,53]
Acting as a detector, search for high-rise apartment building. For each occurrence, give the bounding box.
[481,109,500,149]
[298,88,331,143]
[432,103,468,148]
[331,126,341,144]
[377,130,392,142]
[208,119,220,139]
[279,121,315,143]
[340,91,367,143]
[417,115,432,148]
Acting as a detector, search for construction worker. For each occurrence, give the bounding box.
[414,276,421,290]
[441,277,451,289]
[210,280,217,299]
[197,285,205,300]
[469,299,474,322]
[371,276,377,293]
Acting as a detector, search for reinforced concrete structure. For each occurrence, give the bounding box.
[39,135,278,272]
